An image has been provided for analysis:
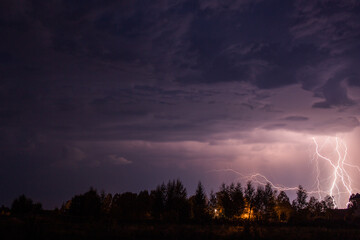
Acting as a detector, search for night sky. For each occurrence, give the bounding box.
[1,0,360,209]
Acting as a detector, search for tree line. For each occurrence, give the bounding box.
[3,180,360,223]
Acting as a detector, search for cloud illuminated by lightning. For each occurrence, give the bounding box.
[210,136,360,208]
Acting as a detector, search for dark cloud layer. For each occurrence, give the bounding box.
[282,116,309,121]
[1,0,360,208]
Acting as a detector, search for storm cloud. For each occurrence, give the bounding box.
[1,0,360,208]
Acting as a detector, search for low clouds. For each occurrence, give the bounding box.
[62,145,86,163]
[282,116,309,121]
[108,155,132,165]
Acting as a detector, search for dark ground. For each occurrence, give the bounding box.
[2,215,360,240]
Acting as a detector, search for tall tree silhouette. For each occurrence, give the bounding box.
[307,196,320,218]
[276,191,292,222]
[208,190,218,218]
[164,179,190,221]
[263,183,276,221]
[112,192,137,220]
[151,183,166,219]
[254,185,264,220]
[191,181,208,221]
[277,191,290,206]
[216,183,233,219]
[100,192,112,214]
[245,181,256,220]
[292,185,308,211]
[69,188,101,217]
[137,190,151,219]
[231,183,245,218]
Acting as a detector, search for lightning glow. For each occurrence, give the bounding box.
[210,136,360,208]
[312,137,353,208]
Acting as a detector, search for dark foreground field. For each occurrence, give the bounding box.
[2,215,360,240]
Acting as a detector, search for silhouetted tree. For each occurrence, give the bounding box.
[245,181,256,220]
[137,190,151,219]
[110,193,121,217]
[215,183,245,219]
[254,185,265,220]
[11,195,42,215]
[276,191,292,222]
[231,183,245,218]
[314,199,324,216]
[253,183,276,221]
[208,190,218,218]
[69,187,101,217]
[263,183,276,221]
[164,179,190,221]
[277,191,290,206]
[307,196,320,218]
[216,183,233,219]
[292,185,307,211]
[191,181,208,221]
[151,183,166,219]
[100,192,112,214]
[111,192,137,220]
[323,195,335,210]
[348,193,360,209]
[216,183,244,219]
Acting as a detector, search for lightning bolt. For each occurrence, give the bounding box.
[210,136,359,208]
[209,168,299,192]
[312,137,353,208]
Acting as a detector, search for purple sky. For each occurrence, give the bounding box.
[1,0,360,209]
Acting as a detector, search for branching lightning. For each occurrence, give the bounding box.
[210,136,360,208]
[312,137,353,208]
